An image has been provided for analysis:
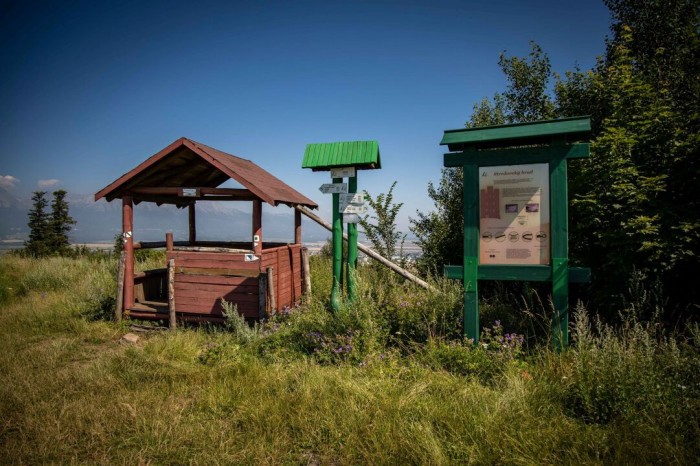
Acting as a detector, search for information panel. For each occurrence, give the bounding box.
[479,163,550,265]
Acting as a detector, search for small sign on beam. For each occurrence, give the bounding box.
[330,167,356,178]
[181,188,198,197]
[343,213,360,224]
[319,183,348,194]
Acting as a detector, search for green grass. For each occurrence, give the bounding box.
[0,253,698,464]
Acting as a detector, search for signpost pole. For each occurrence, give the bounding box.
[347,176,358,302]
[331,177,343,312]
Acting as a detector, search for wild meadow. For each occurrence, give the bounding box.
[0,252,698,464]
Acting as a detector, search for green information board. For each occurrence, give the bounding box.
[441,117,592,348]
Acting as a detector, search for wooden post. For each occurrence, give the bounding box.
[301,247,311,296]
[266,267,276,314]
[168,259,176,331]
[258,272,268,320]
[188,203,196,245]
[122,196,135,310]
[294,208,302,244]
[253,199,262,256]
[115,251,125,322]
[165,232,174,252]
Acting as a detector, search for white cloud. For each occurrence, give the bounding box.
[37,179,60,188]
[0,175,19,189]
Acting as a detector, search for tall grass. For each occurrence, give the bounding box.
[0,253,698,464]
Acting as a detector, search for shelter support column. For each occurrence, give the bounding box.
[122,196,134,310]
[188,203,196,245]
[294,208,302,244]
[462,165,479,343]
[253,199,262,256]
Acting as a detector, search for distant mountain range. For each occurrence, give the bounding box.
[0,188,330,244]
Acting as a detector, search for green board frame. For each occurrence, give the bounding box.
[441,117,591,349]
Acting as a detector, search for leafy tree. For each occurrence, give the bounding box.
[48,189,75,255]
[24,191,50,257]
[359,181,406,261]
[498,42,555,123]
[411,42,550,274]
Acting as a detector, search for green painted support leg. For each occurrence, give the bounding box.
[552,258,569,350]
[462,164,480,343]
[347,176,358,303]
[331,177,343,312]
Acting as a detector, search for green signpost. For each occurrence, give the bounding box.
[302,141,381,310]
[441,117,592,349]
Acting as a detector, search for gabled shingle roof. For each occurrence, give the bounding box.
[95,137,317,208]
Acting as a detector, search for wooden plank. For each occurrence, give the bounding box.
[174,286,259,297]
[175,283,258,294]
[176,294,259,305]
[168,251,254,262]
[175,267,260,277]
[175,275,257,286]
[171,258,261,269]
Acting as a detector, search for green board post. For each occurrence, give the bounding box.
[463,164,479,343]
[347,175,359,302]
[440,117,592,349]
[331,177,343,311]
[550,154,569,349]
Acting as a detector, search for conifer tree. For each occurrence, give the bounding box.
[48,189,75,255]
[25,191,50,257]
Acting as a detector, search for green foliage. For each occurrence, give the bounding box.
[48,189,75,255]
[23,190,76,258]
[411,42,552,275]
[498,42,555,123]
[410,167,464,275]
[359,181,406,261]
[24,191,50,257]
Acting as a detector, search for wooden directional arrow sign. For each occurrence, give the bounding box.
[342,204,367,214]
[339,193,365,205]
[318,183,348,194]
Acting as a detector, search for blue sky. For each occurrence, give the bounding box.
[1,0,610,230]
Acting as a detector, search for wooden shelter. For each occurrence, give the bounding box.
[95,137,318,324]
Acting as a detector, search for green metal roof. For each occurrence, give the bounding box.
[302,140,381,170]
[441,116,591,152]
